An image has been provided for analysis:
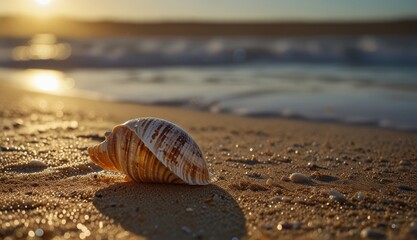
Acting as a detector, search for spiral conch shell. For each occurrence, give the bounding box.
[87,118,211,185]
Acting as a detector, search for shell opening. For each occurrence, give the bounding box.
[87,140,118,171]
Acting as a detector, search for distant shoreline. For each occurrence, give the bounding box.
[1,16,417,38]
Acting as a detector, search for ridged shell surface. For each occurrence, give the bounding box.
[87,118,211,185]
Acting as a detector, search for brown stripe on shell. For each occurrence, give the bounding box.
[123,128,135,179]
[125,129,143,183]
[107,127,125,172]
[142,140,151,181]
[141,118,153,135]
[154,124,174,151]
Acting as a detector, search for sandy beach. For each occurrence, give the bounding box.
[1,83,416,240]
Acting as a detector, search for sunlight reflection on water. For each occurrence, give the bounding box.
[12,34,71,61]
[17,69,74,93]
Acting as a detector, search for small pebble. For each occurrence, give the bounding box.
[13,119,24,128]
[289,173,311,184]
[355,192,365,201]
[182,226,191,233]
[360,227,386,239]
[27,160,47,168]
[327,190,346,202]
[186,207,194,212]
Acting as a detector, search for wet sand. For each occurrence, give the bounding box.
[0,83,416,239]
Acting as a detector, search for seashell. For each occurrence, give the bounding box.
[87,118,211,185]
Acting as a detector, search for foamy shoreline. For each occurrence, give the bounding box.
[2,62,417,132]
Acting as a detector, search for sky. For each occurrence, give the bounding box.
[1,0,417,22]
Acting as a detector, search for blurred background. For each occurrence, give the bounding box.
[1,0,417,130]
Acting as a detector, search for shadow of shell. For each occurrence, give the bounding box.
[93,182,246,239]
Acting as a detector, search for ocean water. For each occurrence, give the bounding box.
[1,35,417,131]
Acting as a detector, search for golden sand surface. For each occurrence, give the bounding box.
[1,84,416,239]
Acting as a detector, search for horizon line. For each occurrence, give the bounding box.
[2,14,417,24]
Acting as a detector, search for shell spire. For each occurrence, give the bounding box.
[88,118,211,185]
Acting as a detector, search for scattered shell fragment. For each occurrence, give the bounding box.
[289,173,312,184]
[88,118,211,185]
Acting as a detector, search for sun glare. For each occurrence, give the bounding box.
[19,69,74,93]
[35,0,52,5]
[32,73,61,92]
